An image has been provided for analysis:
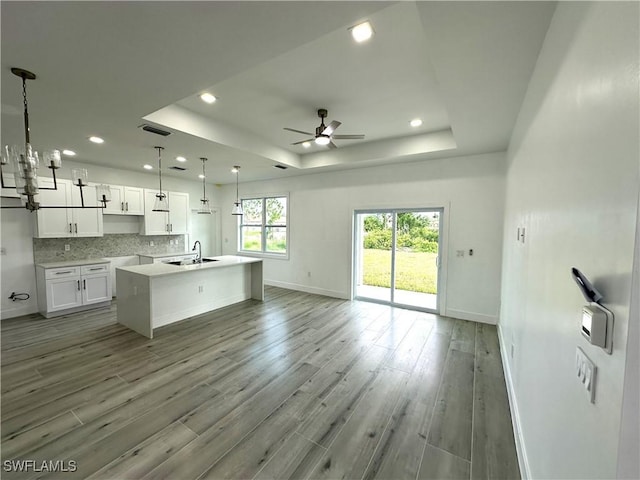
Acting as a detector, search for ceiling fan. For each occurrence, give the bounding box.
[284,108,365,149]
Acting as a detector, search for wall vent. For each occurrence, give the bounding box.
[169,166,187,171]
[139,124,171,137]
[274,165,288,170]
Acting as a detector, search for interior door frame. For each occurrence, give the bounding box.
[352,206,448,314]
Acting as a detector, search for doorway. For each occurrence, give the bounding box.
[353,208,443,313]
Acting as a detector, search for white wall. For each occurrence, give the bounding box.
[220,152,506,323]
[500,3,639,479]
[0,162,219,319]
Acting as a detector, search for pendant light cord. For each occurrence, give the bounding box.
[201,158,207,199]
[156,146,164,196]
[21,74,31,147]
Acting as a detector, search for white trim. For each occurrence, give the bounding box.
[498,323,531,479]
[237,194,290,260]
[265,280,349,300]
[444,308,497,325]
[1,304,38,320]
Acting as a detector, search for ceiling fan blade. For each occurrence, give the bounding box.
[322,120,341,136]
[332,134,365,140]
[284,127,314,136]
[328,141,338,149]
[291,138,315,145]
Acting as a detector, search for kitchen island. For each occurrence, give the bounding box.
[116,255,263,338]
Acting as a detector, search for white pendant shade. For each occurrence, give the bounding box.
[152,192,169,212]
[232,202,243,216]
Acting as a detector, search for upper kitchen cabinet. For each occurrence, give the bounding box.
[141,189,189,235]
[34,178,104,238]
[103,185,144,215]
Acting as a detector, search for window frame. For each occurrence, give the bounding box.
[237,194,289,260]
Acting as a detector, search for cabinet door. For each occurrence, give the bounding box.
[142,189,169,235]
[47,276,82,311]
[168,191,189,234]
[81,273,112,304]
[35,178,72,238]
[70,184,104,237]
[123,186,144,215]
[103,185,124,215]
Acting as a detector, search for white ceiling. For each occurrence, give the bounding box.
[1,1,556,185]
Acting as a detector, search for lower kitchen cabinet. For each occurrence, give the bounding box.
[36,261,112,318]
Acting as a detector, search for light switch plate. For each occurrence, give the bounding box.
[576,347,596,403]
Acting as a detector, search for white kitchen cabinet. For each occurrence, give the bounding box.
[141,189,189,235]
[103,185,144,215]
[34,178,103,238]
[36,261,112,318]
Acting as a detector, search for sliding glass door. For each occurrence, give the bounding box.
[354,208,442,313]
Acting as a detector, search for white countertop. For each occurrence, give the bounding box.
[116,255,261,278]
[137,252,195,259]
[36,258,110,269]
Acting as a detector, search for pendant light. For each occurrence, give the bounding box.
[231,165,243,215]
[1,68,107,211]
[198,157,212,214]
[152,146,169,212]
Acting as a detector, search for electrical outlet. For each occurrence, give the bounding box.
[149,241,154,247]
[456,250,464,257]
[576,347,597,403]
[307,271,311,278]
[64,244,70,251]
[198,285,204,293]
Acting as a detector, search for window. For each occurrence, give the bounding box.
[239,196,288,256]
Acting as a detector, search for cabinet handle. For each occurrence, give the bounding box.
[74,223,78,234]
[56,270,73,275]
[170,223,173,232]
[69,223,73,233]
[83,279,86,290]
[88,267,103,271]
[121,202,124,211]
[77,280,81,291]
[125,202,129,212]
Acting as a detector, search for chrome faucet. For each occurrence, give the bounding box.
[192,240,202,263]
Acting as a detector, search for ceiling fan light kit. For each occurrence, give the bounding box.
[1,67,108,211]
[284,108,364,149]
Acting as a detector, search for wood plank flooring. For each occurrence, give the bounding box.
[1,287,520,480]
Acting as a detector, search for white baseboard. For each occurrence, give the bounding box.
[445,308,498,325]
[497,324,531,479]
[265,280,349,300]
[1,304,38,320]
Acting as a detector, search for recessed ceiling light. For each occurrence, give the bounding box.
[200,93,217,104]
[176,156,187,162]
[410,118,423,127]
[198,174,205,179]
[315,136,331,146]
[231,167,239,173]
[143,164,153,170]
[62,149,76,156]
[350,21,374,43]
[302,142,311,148]
[88,136,104,144]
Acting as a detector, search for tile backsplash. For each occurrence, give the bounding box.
[33,234,186,263]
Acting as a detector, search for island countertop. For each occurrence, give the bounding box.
[117,255,261,278]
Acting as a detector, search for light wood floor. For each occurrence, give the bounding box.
[1,287,520,480]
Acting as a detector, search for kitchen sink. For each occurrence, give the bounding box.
[166,258,219,266]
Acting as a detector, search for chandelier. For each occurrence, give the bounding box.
[1,68,110,211]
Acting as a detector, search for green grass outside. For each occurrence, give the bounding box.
[363,249,438,294]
